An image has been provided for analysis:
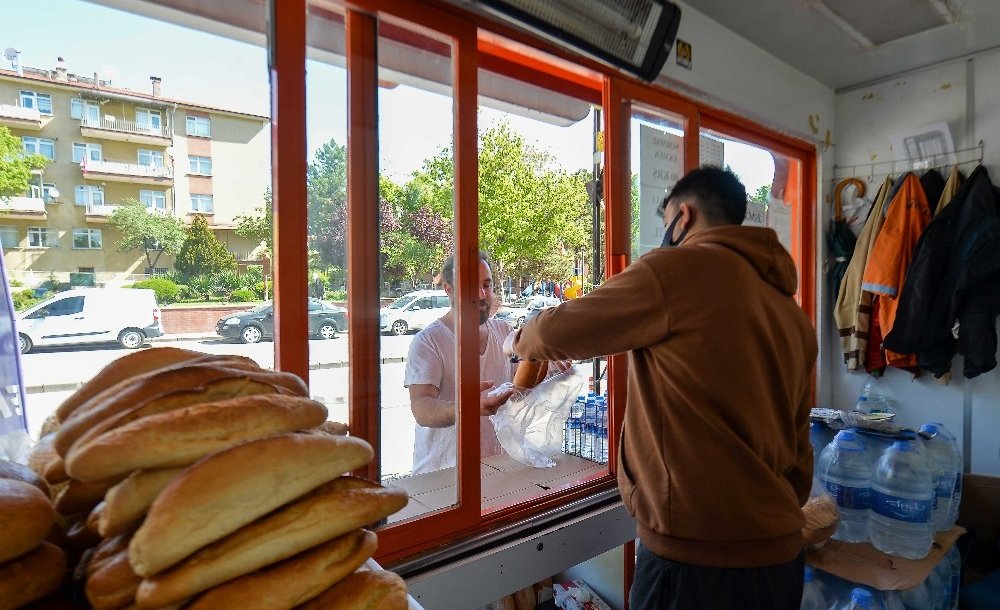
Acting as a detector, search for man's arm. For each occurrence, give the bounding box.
[786,387,815,506]
[410,381,514,428]
[512,261,670,362]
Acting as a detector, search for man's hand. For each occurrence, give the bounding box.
[550,360,573,373]
[479,380,513,416]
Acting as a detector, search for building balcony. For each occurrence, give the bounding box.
[81,159,174,185]
[83,203,120,222]
[80,116,171,146]
[0,104,44,130]
[0,196,47,219]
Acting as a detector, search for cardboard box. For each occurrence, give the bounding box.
[806,526,964,591]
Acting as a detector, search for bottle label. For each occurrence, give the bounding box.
[871,490,932,523]
[822,480,870,510]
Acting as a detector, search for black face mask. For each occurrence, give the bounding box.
[660,210,690,248]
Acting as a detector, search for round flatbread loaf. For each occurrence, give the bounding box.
[0,542,67,610]
[0,478,55,563]
[0,459,49,497]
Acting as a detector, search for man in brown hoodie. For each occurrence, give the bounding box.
[506,167,817,609]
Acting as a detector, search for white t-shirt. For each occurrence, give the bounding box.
[404,318,516,475]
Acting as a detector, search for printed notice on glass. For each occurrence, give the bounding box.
[767,200,793,253]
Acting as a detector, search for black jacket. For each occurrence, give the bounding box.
[885,166,1000,377]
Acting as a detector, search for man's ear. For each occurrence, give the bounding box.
[442,282,454,299]
[678,201,695,229]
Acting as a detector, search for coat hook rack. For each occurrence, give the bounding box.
[833,140,985,182]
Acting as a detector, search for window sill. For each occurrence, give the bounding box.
[186,172,213,178]
[185,134,212,140]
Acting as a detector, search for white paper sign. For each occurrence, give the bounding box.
[767,199,793,253]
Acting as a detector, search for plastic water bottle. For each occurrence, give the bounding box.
[870,440,935,559]
[596,404,608,464]
[859,374,893,414]
[944,544,961,609]
[919,424,960,532]
[926,422,962,528]
[565,418,581,456]
[801,566,833,610]
[817,429,871,543]
[840,588,877,610]
[572,395,586,419]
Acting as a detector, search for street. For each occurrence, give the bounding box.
[19,334,421,478]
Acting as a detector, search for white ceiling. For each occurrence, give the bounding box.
[684,0,1000,90]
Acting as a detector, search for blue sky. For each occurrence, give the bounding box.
[2,0,770,188]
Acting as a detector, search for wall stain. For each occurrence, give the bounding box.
[808,114,820,135]
[862,92,875,101]
[941,83,953,90]
[824,129,832,152]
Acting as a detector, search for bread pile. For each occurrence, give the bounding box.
[13,346,409,610]
[0,460,66,609]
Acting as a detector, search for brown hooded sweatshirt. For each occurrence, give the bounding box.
[514,226,817,568]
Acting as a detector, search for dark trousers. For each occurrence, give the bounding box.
[629,543,805,610]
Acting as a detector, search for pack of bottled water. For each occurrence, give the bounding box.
[561,392,608,464]
[808,421,962,559]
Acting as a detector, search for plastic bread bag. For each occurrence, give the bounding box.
[0,246,29,463]
[489,368,584,468]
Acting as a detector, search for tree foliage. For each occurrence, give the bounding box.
[307,141,348,270]
[0,125,48,201]
[234,188,273,250]
[174,215,236,279]
[107,199,186,272]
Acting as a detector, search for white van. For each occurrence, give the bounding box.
[379,289,450,335]
[16,288,164,353]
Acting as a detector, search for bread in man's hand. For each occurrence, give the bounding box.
[129,433,373,577]
[137,477,405,606]
[184,529,377,610]
[0,478,55,563]
[0,542,67,610]
[0,459,49,497]
[99,468,184,538]
[66,394,328,482]
[299,568,408,610]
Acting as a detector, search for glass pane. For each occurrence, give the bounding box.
[7,0,272,442]
[374,19,458,522]
[699,128,801,284]
[629,105,690,260]
[475,65,607,514]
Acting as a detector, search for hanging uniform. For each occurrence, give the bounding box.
[835,177,893,370]
[862,173,932,369]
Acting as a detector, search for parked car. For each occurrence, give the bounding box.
[16,288,164,354]
[495,296,561,328]
[216,298,347,344]
[379,290,450,335]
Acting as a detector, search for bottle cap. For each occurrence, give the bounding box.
[919,423,939,436]
[851,588,874,605]
[857,395,868,402]
[804,565,814,582]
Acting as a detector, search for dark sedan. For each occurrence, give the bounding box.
[216,298,347,344]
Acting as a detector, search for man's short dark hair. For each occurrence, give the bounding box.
[441,250,491,285]
[657,166,748,226]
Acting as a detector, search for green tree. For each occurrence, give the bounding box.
[402,123,590,290]
[751,184,772,204]
[0,125,48,201]
[234,188,273,250]
[307,140,348,269]
[107,198,186,272]
[174,215,236,279]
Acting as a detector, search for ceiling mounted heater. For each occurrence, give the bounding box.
[475,0,681,82]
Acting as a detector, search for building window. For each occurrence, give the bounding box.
[71,98,100,123]
[74,185,104,206]
[186,115,211,137]
[72,228,103,250]
[140,190,166,210]
[72,142,102,164]
[138,149,164,167]
[136,108,163,132]
[191,194,214,213]
[27,227,59,248]
[20,90,52,115]
[0,227,18,248]
[29,182,58,201]
[151,267,168,277]
[188,156,212,175]
[22,137,55,160]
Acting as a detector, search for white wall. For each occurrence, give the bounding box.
[830,52,1000,476]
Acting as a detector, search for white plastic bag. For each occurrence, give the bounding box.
[489,369,584,468]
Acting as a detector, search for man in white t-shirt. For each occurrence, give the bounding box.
[404,252,516,475]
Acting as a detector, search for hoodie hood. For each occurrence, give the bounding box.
[683,225,799,296]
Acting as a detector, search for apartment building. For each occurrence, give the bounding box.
[0,57,270,285]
